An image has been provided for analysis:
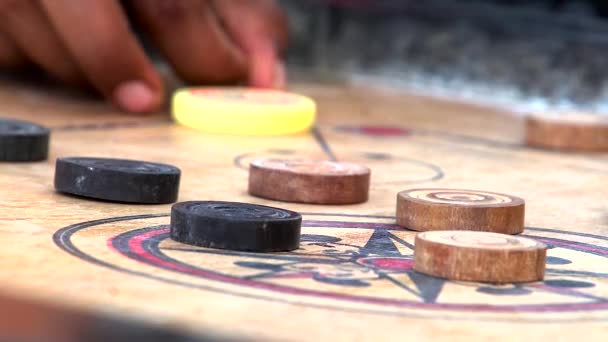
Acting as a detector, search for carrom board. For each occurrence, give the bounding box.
[0,78,607,341]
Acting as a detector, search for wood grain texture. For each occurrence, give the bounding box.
[396,189,525,234]
[413,231,547,283]
[525,115,608,151]
[248,159,370,204]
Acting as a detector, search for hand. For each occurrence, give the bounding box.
[0,0,288,114]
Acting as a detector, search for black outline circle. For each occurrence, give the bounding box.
[53,213,608,323]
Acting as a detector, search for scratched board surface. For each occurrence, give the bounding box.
[0,78,608,341]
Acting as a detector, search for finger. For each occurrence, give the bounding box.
[0,0,84,83]
[127,0,246,85]
[40,0,163,114]
[211,0,288,88]
[0,30,26,69]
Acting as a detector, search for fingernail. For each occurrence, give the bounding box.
[113,80,157,114]
[273,62,286,89]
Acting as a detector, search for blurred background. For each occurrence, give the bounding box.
[279,0,608,113]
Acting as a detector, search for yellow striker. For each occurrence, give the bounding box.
[172,87,316,136]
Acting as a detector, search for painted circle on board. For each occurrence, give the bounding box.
[420,231,543,250]
[235,149,444,186]
[54,213,608,322]
[407,189,513,206]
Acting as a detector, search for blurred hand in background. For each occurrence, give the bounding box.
[0,0,288,113]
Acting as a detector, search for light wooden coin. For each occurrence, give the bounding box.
[248,159,371,204]
[414,230,547,284]
[525,113,608,151]
[396,188,525,234]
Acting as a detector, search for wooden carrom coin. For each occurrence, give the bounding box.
[525,113,608,151]
[414,230,547,283]
[248,158,371,204]
[397,188,525,234]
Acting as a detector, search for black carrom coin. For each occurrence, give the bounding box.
[170,201,302,252]
[0,118,50,161]
[54,157,181,204]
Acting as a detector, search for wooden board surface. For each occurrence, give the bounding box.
[1,77,608,341]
